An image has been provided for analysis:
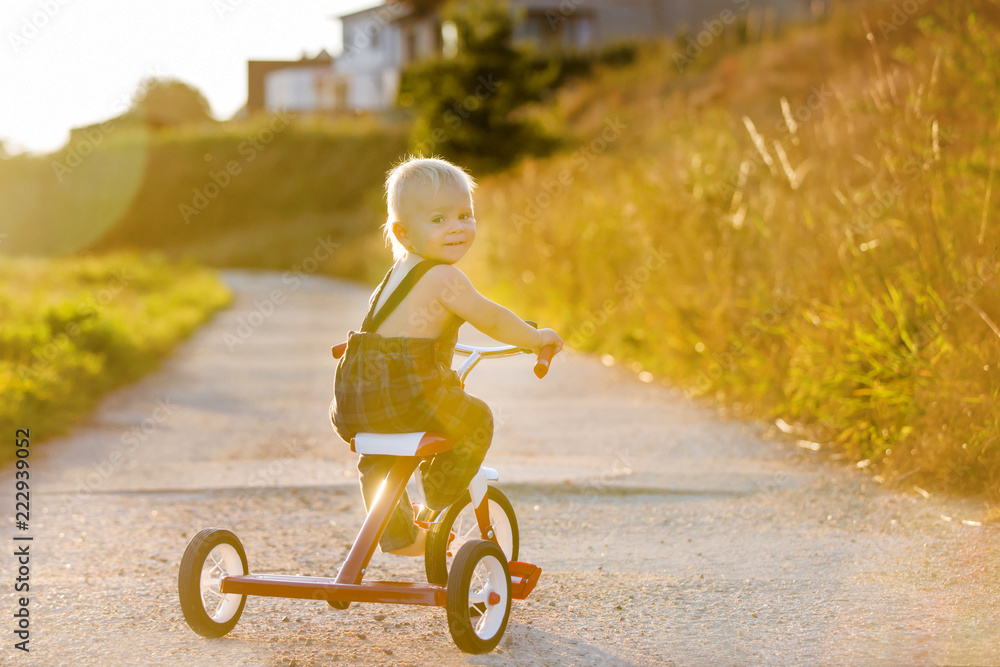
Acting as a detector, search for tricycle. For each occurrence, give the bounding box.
[178,339,554,654]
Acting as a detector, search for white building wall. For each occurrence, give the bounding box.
[265,68,319,112]
[339,8,404,110]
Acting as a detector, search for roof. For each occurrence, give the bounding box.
[247,51,333,66]
[337,1,410,22]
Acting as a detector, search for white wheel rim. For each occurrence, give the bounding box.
[200,543,244,623]
[448,499,514,564]
[467,554,508,640]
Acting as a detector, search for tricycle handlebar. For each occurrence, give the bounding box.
[453,343,529,358]
[533,345,556,379]
[332,340,556,381]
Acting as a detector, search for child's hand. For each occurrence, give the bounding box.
[535,328,563,355]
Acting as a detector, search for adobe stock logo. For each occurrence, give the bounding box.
[7,0,72,53]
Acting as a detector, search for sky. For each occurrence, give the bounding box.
[0,0,378,155]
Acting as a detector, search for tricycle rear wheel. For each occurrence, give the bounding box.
[178,528,248,638]
[446,540,512,654]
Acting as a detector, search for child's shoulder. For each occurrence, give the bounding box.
[423,262,463,279]
[422,263,474,290]
[408,263,483,322]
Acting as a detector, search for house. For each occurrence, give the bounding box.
[333,2,417,112]
[245,50,336,115]
[244,0,818,116]
[333,0,816,112]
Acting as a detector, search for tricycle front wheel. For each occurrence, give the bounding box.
[426,486,518,586]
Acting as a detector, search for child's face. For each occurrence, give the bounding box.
[394,181,475,264]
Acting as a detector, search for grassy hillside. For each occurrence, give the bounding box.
[0,116,408,283]
[469,1,1000,499]
[0,253,231,457]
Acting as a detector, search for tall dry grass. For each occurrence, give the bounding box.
[471,1,1000,498]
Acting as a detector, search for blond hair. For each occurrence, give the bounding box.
[383,155,477,260]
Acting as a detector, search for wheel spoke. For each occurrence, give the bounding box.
[469,600,486,619]
[200,545,241,618]
[473,608,488,633]
[458,516,476,540]
[213,596,227,617]
[471,565,489,590]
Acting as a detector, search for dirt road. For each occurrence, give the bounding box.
[1,270,997,666]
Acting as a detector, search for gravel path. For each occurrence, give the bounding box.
[1,270,997,666]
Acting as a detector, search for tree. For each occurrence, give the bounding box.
[398,0,558,173]
[128,78,215,130]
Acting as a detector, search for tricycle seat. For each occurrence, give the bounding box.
[350,431,453,457]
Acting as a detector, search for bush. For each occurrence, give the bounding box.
[0,252,231,455]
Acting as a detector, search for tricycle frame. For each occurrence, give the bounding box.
[220,452,446,607]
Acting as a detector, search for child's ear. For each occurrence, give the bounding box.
[392,221,409,246]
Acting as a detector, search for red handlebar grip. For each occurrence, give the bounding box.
[534,345,556,379]
[331,342,347,359]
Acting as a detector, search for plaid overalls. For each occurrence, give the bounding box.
[330,260,494,551]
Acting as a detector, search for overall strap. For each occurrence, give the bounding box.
[361,260,441,333]
[360,266,396,332]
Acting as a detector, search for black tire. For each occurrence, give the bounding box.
[446,540,512,654]
[178,528,248,638]
[426,486,518,586]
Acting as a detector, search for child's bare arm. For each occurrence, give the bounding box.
[429,265,562,353]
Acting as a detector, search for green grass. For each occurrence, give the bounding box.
[0,252,231,457]
[468,0,1000,500]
